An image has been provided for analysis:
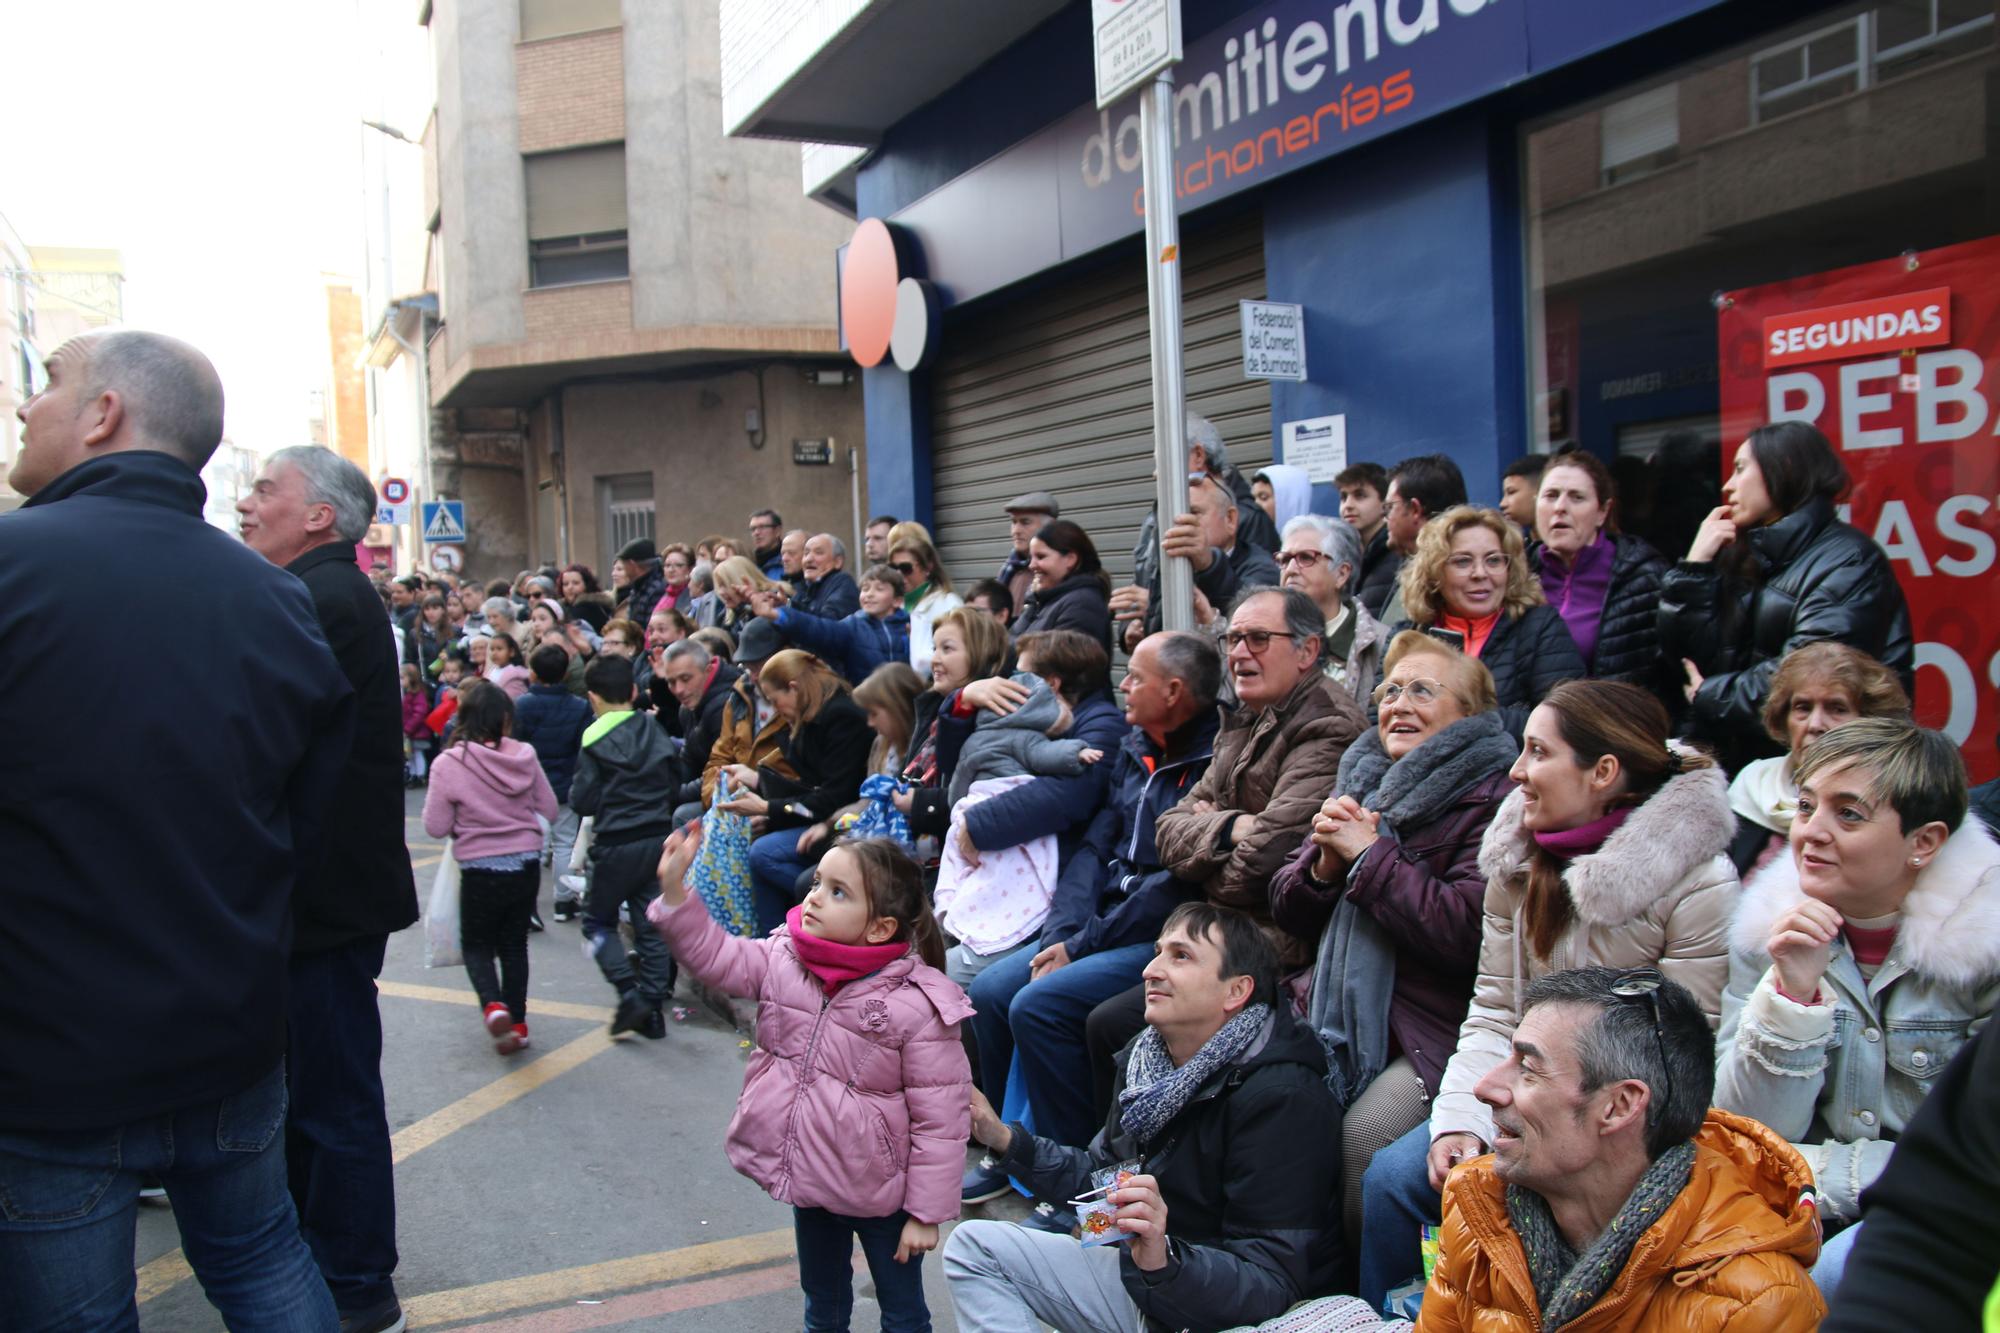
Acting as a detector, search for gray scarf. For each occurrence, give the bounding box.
[1505,1141,1696,1328]
[1118,1004,1272,1145]
[1310,713,1517,1107]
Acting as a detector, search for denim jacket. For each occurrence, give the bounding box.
[1715,817,2000,1222]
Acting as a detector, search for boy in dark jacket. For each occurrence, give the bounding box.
[569,654,681,1037]
[514,645,593,920]
[757,562,911,684]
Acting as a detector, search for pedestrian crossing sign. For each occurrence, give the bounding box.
[422,500,466,544]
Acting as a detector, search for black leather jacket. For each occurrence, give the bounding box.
[1660,497,1912,759]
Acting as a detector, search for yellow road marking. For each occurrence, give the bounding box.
[135,1250,194,1302]
[376,979,615,1025]
[410,852,443,869]
[401,1227,795,1326]
[141,1001,622,1304]
[391,1027,615,1163]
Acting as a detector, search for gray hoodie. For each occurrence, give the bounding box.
[947,673,1091,806]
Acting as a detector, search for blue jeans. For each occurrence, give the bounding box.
[793,1205,929,1333]
[967,942,1154,1148]
[750,826,817,937]
[1813,1218,1861,1305]
[0,1061,337,1332]
[1358,1121,1440,1313]
[287,936,398,1313]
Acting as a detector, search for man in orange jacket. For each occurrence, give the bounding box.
[1417,967,1825,1332]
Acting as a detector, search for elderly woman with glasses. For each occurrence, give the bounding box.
[1277,514,1388,704]
[1393,504,1584,736]
[1268,630,1517,1247]
[1356,678,1739,1310]
[1717,718,2000,1302]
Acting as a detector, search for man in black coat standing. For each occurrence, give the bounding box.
[0,332,353,1328]
[239,444,420,1333]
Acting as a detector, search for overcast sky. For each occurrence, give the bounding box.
[4,2,367,454]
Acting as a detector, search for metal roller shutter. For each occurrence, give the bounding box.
[929,213,1270,593]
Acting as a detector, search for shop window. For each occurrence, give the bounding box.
[523,145,629,288]
[1599,85,1679,186]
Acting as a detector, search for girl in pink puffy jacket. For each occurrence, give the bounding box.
[650,831,971,1333]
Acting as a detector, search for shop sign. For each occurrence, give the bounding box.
[1718,234,2000,782]
[1094,0,1182,109]
[893,0,1729,310]
[1763,288,1952,370]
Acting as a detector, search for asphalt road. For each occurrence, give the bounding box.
[135,787,1030,1331]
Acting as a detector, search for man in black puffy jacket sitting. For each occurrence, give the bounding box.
[944,904,1342,1333]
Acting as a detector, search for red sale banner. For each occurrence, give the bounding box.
[1719,235,2000,783]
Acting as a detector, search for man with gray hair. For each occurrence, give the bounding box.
[1279,513,1387,704]
[1125,410,1279,596]
[659,637,741,825]
[795,531,860,620]
[238,445,419,1333]
[2,332,354,1327]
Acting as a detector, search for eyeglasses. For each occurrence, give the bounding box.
[1222,628,1297,654]
[1446,552,1511,575]
[1610,967,1672,1130]
[1276,550,1327,569]
[1371,677,1447,707]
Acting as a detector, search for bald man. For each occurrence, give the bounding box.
[1,331,350,1329]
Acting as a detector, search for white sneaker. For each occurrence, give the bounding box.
[558,873,585,894]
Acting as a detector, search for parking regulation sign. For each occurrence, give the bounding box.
[381,477,411,505]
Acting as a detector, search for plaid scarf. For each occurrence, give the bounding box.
[1505,1141,1696,1328]
[1117,1004,1271,1145]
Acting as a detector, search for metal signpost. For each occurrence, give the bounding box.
[1094,0,1192,632]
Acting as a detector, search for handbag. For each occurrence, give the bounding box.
[687,774,759,936]
[424,838,463,968]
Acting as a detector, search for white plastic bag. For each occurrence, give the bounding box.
[424,838,463,969]
[569,816,593,872]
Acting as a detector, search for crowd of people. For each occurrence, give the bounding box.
[7,329,1998,1333]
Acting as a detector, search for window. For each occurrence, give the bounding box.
[1599,85,1679,186]
[1751,5,1995,124]
[1874,0,1993,80]
[520,0,621,42]
[1751,17,1865,123]
[598,473,654,575]
[524,145,629,288]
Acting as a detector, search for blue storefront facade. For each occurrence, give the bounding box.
[849,0,1991,519]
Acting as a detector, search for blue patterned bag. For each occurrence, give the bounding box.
[849,773,914,848]
[688,774,758,936]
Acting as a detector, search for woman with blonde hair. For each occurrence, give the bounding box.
[1357,678,1739,1308]
[710,554,779,637]
[886,521,964,677]
[1729,642,1910,875]
[1394,504,1583,734]
[718,649,874,934]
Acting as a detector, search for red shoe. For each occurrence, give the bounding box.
[483,1002,512,1039]
[496,1022,530,1056]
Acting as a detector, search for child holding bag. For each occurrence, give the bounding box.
[649,831,971,1333]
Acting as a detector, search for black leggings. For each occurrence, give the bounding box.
[460,864,540,1023]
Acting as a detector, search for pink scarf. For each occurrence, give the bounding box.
[787,907,908,995]
[1532,805,1632,859]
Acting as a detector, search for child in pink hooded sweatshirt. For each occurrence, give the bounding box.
[422,681,558,1055]
[650,830,972,1333]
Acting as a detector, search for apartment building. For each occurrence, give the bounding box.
[368,0,864,582]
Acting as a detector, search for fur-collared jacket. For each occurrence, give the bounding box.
[1430,764,1741,1145]
[1715,816,2000,1222]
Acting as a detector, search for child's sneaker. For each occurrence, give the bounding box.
[551,898,577,923]
[482,1002,513,1041]
[495,1021,529,1056]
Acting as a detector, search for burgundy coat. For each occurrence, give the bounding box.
[1268,768,1513,1095]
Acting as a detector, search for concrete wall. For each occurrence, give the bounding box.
[623,0,854,333]
[560,370,865,575]
[432,0,527,358]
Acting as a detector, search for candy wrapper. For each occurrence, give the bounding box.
[1075,1158,1144,1247]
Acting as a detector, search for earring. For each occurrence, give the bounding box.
[1910,857,1923,867]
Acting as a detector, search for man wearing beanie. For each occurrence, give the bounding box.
[617,538,667,626]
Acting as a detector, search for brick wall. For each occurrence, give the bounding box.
[517,28,625,153]
[523,280,633,343]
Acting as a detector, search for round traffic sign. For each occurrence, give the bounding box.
[429,546,463,573]
[381,477,411,505]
